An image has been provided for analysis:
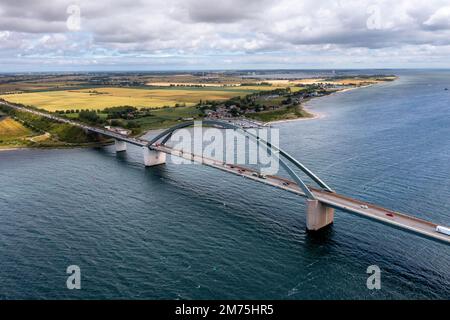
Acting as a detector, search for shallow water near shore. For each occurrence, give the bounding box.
[0,70,449,299]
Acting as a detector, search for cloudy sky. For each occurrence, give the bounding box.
[1,0,450,71]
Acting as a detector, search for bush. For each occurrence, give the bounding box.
[79,110,100,123]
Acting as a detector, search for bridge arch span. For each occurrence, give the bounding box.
[147,120,334,200]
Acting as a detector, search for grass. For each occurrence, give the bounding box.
[59,106,202,131]
[0,117,33,141]
[0,116,39,148]
[64,112,109,120]
[0,86,265,112]
[0,105,104,147]
[135,106,203,130]
[246,105,313,123]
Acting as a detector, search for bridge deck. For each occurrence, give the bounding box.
[154,145,450,244]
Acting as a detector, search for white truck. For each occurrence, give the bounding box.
[436,225,450,236]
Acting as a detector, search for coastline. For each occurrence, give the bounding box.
[265,83,380,125]
[0,141,114,152]
[0,147,29,152]
[266,108,325,125]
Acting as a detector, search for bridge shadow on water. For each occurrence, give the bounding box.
[114,150,129,162]
[93,146,143,167]
[143,163,171,181]
[304,224,336,247]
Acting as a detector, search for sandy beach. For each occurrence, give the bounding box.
[0,147,29,152]
[266,108,325,125]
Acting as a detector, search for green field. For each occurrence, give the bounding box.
[60,105,203,131]
[134,106,203,130]
[246,105,313,123]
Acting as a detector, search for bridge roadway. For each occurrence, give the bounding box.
[2,100,449,244]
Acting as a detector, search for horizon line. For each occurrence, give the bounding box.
[1,67,450,75]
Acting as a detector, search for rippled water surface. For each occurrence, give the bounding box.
[0,70,449,299]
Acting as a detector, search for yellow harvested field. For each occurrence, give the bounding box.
[238,85,283,91]
[0,117,32,139]
[264,79,324,86]
[146,82,237,87]
[264,80,294,86]
[0,87,255,111]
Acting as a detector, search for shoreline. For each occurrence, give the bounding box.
[0,147,29,152]
[265,83,379,125]
[0,141,114,152]
[266,108,325,125]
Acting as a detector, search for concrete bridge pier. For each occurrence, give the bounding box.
[115,139,127,152]
[306,199,334,231]
[143,147,166,166]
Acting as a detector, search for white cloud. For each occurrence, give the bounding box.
[424,6,450,29]
[1,0,450,70]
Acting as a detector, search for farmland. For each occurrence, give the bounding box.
[0,116,34,147]
[134,106,202,130]
[0,86,268,112]
[0,117,32,140]
[0,72,390,114]
[0,72,397,136]
[0,105,104,148]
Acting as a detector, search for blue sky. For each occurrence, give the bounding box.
[1,0,450,72]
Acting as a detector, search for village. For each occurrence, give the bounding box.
[199,82,343,121]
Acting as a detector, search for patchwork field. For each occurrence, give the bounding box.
[0,87,264,112]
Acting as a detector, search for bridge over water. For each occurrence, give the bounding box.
[2,101,450,245]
